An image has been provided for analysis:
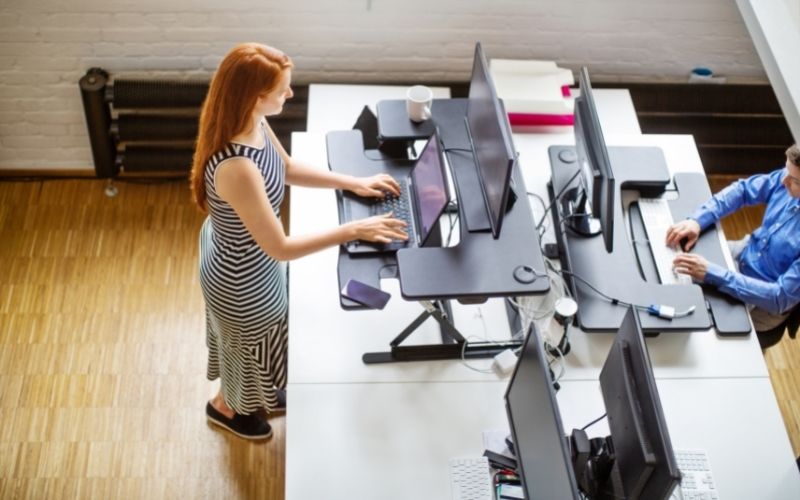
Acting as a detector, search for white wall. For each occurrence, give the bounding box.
[0,0,767,171]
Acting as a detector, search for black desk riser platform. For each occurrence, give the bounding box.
[326,98,549,363]
[548,145,750,335]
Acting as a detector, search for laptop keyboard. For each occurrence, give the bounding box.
[371,185,413,243]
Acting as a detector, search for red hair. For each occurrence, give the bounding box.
[190,43,293,212]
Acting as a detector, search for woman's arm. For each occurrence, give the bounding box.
[265,123,399,196]
[215,158,407,261]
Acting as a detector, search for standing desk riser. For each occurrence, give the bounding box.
[326,98,550,362]
[548,145,750,334]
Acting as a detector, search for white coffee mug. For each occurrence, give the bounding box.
[406,85,433,122]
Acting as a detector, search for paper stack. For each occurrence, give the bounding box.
[490,59,575,126]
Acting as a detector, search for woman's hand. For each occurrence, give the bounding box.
[672,253,708,281]
[349,174,401,198]
[665,219,701,251]
[349,213,408,243]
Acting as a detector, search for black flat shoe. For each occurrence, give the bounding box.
[206,402,272,440]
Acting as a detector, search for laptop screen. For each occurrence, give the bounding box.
[411,135,449,244]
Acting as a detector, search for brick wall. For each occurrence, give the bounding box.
[0,0,766,171]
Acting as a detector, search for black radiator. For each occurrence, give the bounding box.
[79,68,208,178]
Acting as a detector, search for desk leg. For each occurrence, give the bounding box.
[363,300,521,364]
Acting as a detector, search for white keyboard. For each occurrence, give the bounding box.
[449,456,494,500]
[637,198,693,286]
[673,449,720,500]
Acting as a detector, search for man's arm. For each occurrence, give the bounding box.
[691,169,781,230]
[704,257,800,315]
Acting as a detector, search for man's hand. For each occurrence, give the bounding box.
[349,174,401,198]
[666,219,701,251]
[672,253,708,281]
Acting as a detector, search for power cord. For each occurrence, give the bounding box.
[443,147,473,154]
[459,307,506,374]
[558,268,696,320]
[535,168,582,233]
[581,413,607,431]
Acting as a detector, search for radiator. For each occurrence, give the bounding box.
[79,68,208,178]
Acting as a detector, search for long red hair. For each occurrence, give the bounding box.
[190,43,293,212]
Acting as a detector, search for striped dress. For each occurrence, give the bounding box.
[199,123,288,415]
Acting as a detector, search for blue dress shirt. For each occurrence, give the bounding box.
[690,167,800,314]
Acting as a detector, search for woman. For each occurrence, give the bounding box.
[190,43,407,440]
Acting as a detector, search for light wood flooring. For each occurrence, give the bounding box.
[0,176,797,499]
[0,179,284,499]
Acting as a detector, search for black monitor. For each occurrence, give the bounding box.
[505,308,679,499]
[560,67,616,252]
[505,324,582,499]
[465,42,517,239]
[599,308,680,499]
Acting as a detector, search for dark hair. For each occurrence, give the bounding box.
[787,144,800,168]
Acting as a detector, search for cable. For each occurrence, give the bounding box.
[526,191,547,217]
[558,269,697,320]
[546,341,567,382]
[581,413,608,431]
[459,335,504,374]
[535,168,582,232]
[443,146,473,154]
[458,307,505,374]
[446,212,459,246]
[558,269,632,307]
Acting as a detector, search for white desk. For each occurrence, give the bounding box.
[285,84,799,499]
[286,378,800,500]
[306,84,451,133]
[289,130,768,382]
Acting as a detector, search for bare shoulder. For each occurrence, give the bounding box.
[215,156,262,198]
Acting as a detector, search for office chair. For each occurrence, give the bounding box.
[757,305,800,350]
[352,106,410,160]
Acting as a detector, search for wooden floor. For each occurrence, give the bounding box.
[0,176,797,499]
[0,180,284,499]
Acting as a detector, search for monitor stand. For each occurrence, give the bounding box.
[570,429,624,500]
[560,186,601,237]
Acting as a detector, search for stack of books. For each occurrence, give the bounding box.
[490,59,575,126]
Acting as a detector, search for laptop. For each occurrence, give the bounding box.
[337,132,450,254]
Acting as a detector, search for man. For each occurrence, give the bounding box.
[666,144,800,333]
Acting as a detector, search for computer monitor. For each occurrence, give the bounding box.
[505,324,582,500]
[560,67,616,253]
[506,308,680,500]
[465,42,517,239]
[599,307,680,499]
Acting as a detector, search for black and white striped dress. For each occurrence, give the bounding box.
[199,124,287,415]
